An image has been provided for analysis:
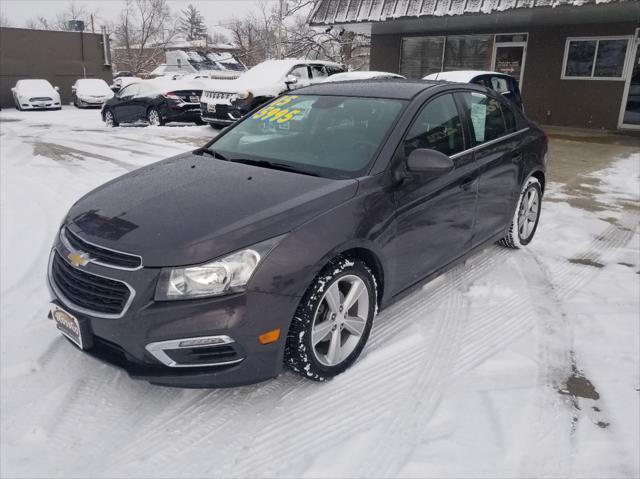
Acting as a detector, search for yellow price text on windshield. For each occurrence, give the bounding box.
[253,96,301,123]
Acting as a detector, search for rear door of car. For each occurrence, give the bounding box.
[129,82,152,121]
[309,64,329,84]
[390,92,479,289]
[456,90,526,246]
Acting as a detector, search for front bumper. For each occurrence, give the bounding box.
[47,236,300,388]
[19,101,61,109]
[200,102,247,125]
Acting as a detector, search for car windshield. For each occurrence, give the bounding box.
[77,79,111,94]
[19,79,53,92]
[210,94,407,179]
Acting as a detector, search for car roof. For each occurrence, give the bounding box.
[297,79,442,100]
[259,58,343,69]
[424,70,513,82]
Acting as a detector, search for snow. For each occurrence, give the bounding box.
[14,79,58,95]
[1,107,638,478]
[73,79,114,97]
[324,71,406,82]
[423,70,500,81]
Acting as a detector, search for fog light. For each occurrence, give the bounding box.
[258,329,281,345]
[178,336,231,348]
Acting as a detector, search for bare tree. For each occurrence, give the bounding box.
[111,0,175,75]
[25,2,101,31]
[222,0,369,70]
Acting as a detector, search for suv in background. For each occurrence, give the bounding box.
[423,71,524,110]
[200,59,345,128]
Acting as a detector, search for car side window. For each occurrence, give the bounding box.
[118,84,136,98]
[459,92,508,144]
[289,66,310,82]
[401,94,465,158]
[310,65,328,80]
[501,102,517,133]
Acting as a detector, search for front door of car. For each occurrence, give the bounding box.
[391,93,478,290]
[456,91,522,246]
[112,84,138,122]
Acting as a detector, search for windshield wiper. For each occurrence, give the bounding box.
[230,158,320,177]
[193,148,228,161]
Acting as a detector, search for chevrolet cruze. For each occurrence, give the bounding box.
[48,80,546,387]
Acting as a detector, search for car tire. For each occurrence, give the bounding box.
[499,176,542,249]
[285,256,377,381]
[104,109,119,127]
[147,107,164,126]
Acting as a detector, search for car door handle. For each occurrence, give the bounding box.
[460,176,477,191]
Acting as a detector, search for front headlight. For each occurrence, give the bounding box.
[154,235,283,301]
[232,90,251,101]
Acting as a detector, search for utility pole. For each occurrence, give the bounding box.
[277,0,284,60]
[90,13,95,33]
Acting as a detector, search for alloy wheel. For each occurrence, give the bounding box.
[148,109,161,126]
[518,186,539,241]
[311,275,370,367]
[105,111,114,127]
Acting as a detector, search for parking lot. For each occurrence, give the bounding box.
[1,106,638,478]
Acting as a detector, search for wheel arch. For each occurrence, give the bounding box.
[530,169,546,195]
[322,246,385,309]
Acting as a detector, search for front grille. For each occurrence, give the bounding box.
[203,91,234,100]
[29,97,52,101]
[51,251,131,315]
[63,228,141,269]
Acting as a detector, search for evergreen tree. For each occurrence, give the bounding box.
[178,4,208,41]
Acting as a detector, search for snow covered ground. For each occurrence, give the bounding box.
[1,107,638,478]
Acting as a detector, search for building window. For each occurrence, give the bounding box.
[562,37,630,80]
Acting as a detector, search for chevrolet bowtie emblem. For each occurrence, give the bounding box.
[67,251,91,268]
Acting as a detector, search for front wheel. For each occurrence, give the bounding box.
[285,257,377,381]
[499,176,542,248]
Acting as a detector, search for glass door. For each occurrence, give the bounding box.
[492,35,528,86]
[619,32,640,129]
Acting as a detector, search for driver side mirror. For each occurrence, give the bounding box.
[285,74,298,86]
[406,148,454,176]
[54,86,60,91]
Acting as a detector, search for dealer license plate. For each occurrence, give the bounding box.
[190,96,200,103]
[51,304,84,349]
[207,103,216,113]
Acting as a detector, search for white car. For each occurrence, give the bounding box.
[11,79,61,110]
[72,78,115,108]
[323,71,406,82]
[200,59,345,127]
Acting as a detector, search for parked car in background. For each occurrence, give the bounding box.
[423,71,523,110]
[72,79,114,108]
[200,59,345,127]
[49,80,546,387]
[323,71,406,82]
[110,76,142,92]
[101,80,204,127]
[11,79,61,110]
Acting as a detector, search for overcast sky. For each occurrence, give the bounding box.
[0,1,280,30]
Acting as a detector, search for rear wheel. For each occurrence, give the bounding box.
[285,257,377,381]
[104,109,118,127]
[499,177,542,248]
[147,107,164,126]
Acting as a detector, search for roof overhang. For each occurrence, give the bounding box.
[311,1,640,35]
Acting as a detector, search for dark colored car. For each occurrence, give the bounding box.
[48,80,547,387]
[101,80,204,127]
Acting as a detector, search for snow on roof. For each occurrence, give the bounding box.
[323,71,405,82]
[423,70,505,82]
[310,0,631,24]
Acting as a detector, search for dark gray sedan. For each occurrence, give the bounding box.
[47,79,547,387]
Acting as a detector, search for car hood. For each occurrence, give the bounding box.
[65,152,358,267]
